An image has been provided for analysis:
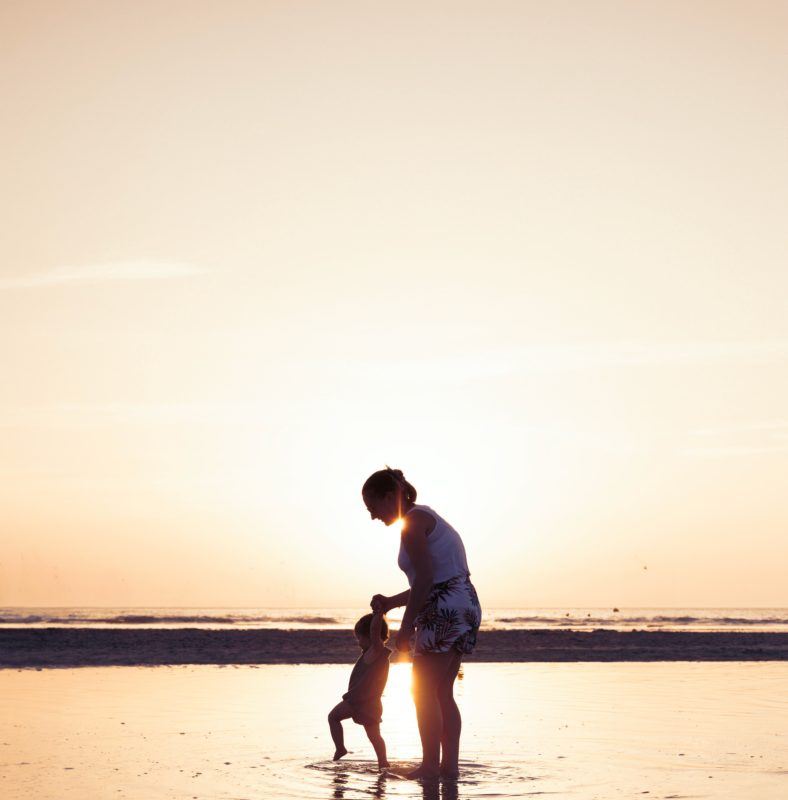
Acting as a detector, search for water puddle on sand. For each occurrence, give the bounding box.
[302,758,551,799]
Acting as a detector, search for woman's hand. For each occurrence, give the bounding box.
[370,594,390,614]
[394,624,413,652]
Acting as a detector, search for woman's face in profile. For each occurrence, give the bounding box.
[363,490,400,526]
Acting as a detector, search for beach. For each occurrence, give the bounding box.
[2,662,785,799]
[1,628,787,668]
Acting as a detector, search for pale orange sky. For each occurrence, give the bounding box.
[1,2,787,608]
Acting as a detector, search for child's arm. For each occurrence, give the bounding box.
[369,610,384,648]
[363,611,387,662]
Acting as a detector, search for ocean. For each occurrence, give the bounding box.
[2,606,787,631]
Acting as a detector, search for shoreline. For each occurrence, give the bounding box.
[2,628,787,668]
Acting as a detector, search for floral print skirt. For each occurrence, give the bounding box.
[412,574,482,656]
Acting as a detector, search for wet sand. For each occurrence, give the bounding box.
[1,662,785,799]
[1,628,787,668]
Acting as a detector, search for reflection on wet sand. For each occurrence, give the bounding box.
[1,662,785,799]
[331,769,385,799]
[330,766,459,800]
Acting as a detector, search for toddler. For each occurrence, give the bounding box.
[327,610,391,769]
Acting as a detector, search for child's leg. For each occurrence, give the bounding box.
[328,701,354,760]
[364,723,389,769]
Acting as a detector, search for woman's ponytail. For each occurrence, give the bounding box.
[362,466,418,503]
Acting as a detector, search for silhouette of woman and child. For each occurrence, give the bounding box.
[328,467,482,782]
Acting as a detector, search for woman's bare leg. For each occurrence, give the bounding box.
[436,652,463,778]
[408,652,458,779]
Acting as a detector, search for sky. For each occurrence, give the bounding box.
[1,1,787,608]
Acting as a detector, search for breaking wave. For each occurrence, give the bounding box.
[0,613,340,626]
[2,608,787,631]
[495,615,788,627]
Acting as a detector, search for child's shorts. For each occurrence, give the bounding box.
[348,701,382,726]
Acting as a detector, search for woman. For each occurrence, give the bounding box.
[363,467,481,780]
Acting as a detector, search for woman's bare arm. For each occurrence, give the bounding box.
[371,590,410,613]
[398,512,434,634]
[381,590,410,610]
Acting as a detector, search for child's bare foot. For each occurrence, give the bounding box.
[405,765,440,780]
[440,766,460,779]
[378,761,390,770]
[333,746,348,761]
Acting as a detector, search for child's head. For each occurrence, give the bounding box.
[354,613,389,650]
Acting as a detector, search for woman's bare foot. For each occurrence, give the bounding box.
[440,766,460,779]
[405,765,440,780]
[333,746,348,761]
[378,761,390,770]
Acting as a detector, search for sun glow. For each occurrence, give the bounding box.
[381,661,416,735]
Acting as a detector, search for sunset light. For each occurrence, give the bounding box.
[1,3,786,797]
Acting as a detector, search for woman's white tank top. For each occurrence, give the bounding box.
[397,504,471,587]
